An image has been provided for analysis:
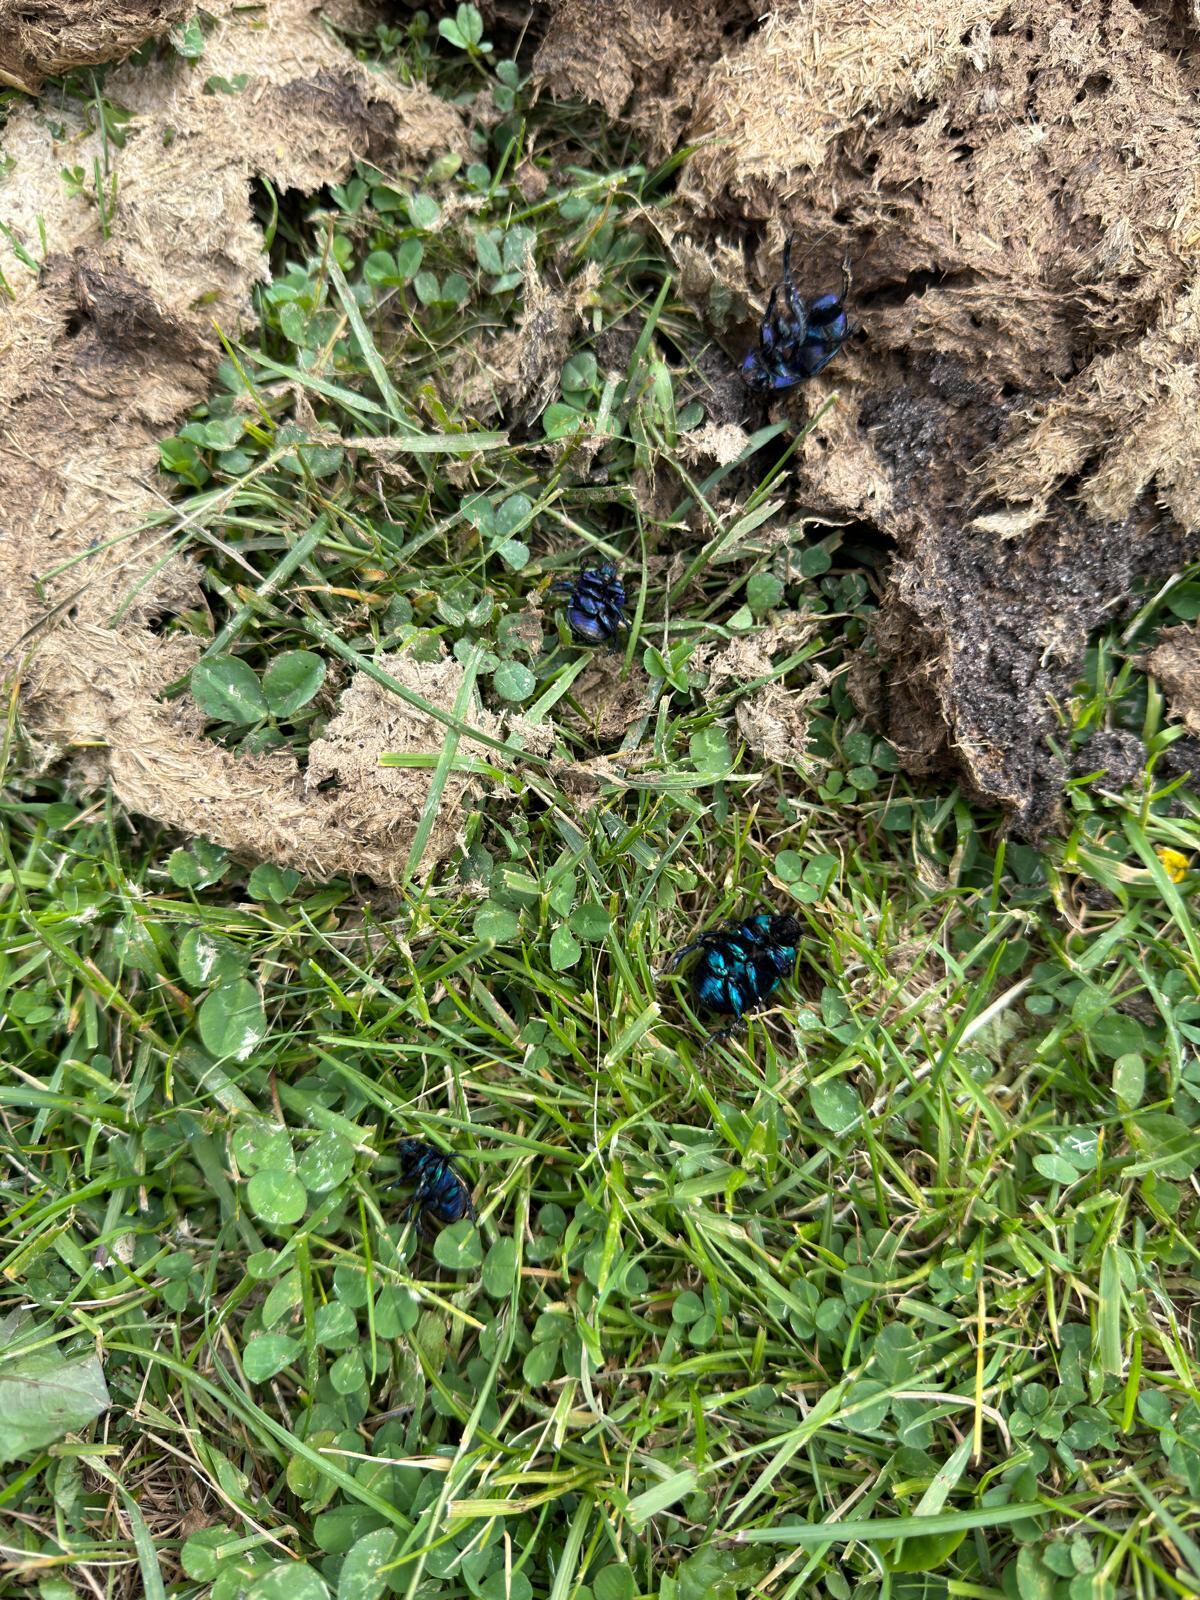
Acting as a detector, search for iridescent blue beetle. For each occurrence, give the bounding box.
[666,912,801,1034]
[742,237,851,393]
[397,1138,476,1228]
[550,562,627,646]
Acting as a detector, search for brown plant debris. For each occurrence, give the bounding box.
[735,682,818,771]
[568,654,658,744]
[686,0,1001,201]
[696,613,820,690]
[1144,626,1200,736]
[304,654,502,875]
[694,614,823,772]
[454,259,601,426]
[0,0,188,93]
[670,0,1200,830]
[0,0,471,885]
[679,420,753,468]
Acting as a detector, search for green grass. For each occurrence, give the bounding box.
[4,9,1200,1599]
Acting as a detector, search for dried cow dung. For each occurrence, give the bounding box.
[531,0,761,159]
[1144,626,1200,737]
[532,0,1200,830]
[0,0,189,93]
[677,0,1200,830]
[0,0,479,885]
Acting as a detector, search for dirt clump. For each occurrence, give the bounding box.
[695,613,824,773]
[24,631,491,882]
[735,681,817,770]
[568,654,658,744]
[304,653,502,877]
[696,613,821,693]
[1072,730,1146,790]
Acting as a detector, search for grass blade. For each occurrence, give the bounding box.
[325,252,417,433]
[728,1501,1050,1546]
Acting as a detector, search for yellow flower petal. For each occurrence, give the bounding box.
[1156,847,1190,884]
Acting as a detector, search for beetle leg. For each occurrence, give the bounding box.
[663,930,726,974]
[781,234,807,334]
[664,938,705,972]
[704,1015,746,1050]
[759,285,779,353]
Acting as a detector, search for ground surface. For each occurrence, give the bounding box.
[3,9,1200,1600]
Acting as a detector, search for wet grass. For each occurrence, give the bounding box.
[4,9,1200,1600]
